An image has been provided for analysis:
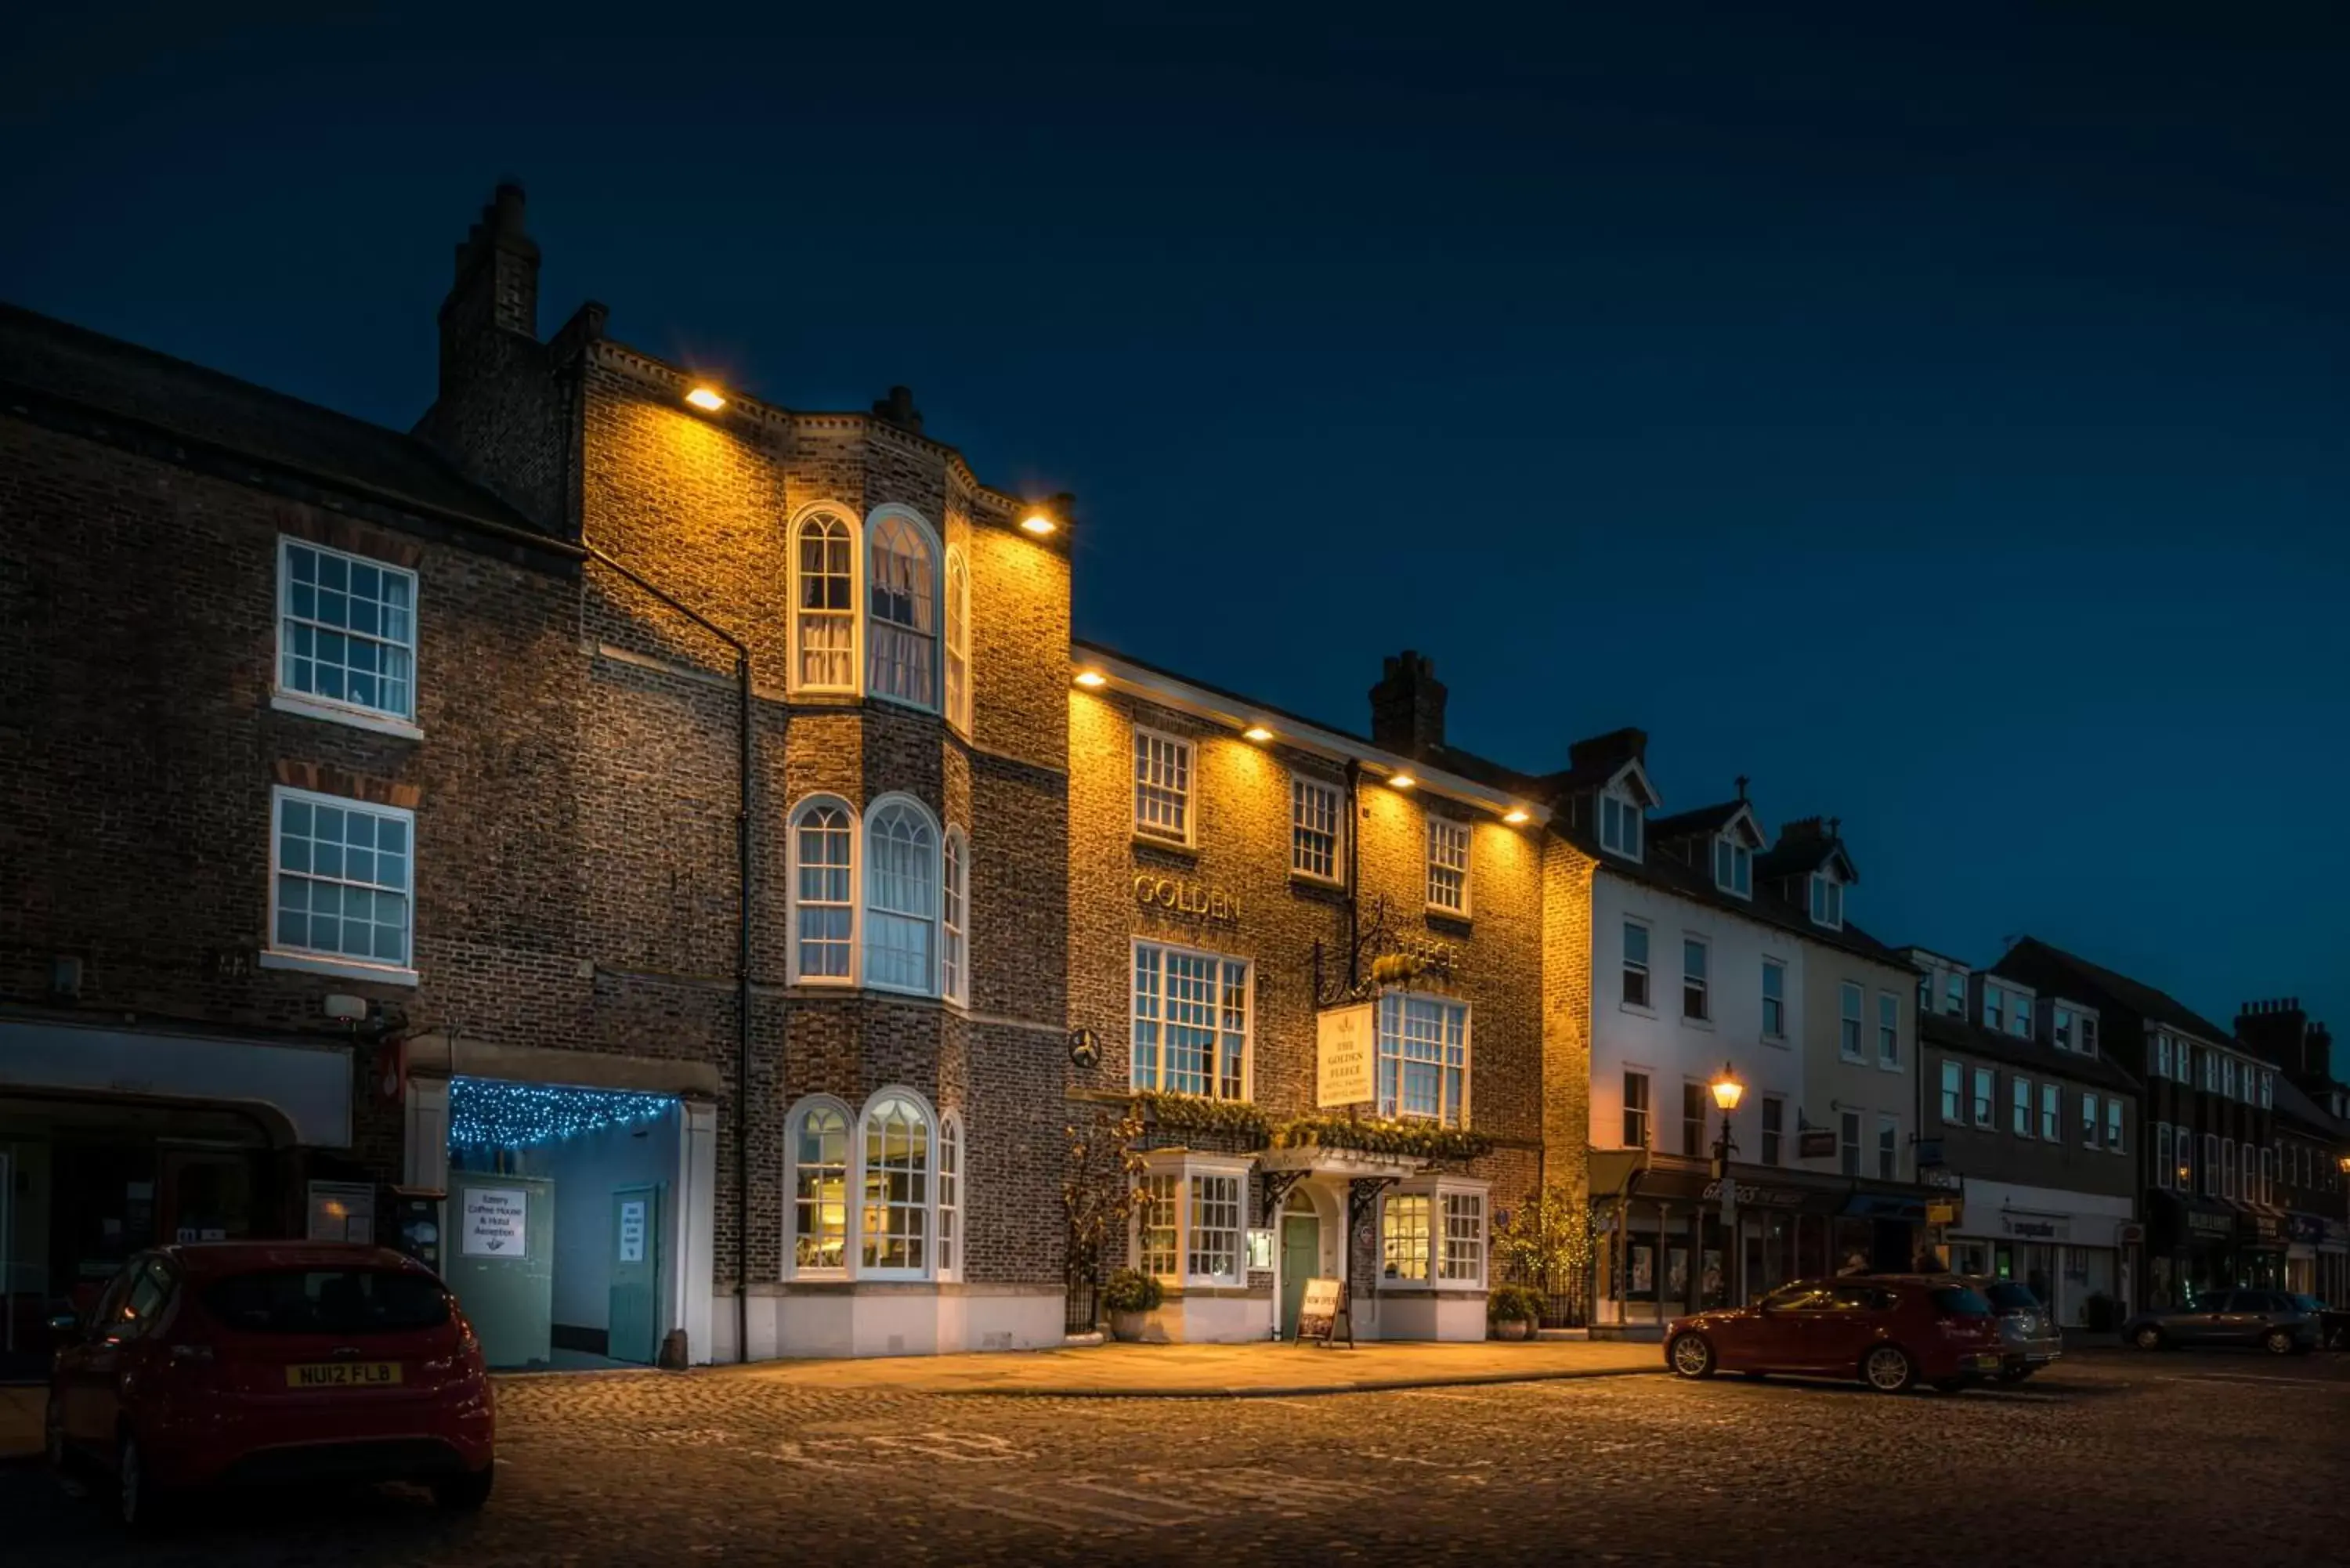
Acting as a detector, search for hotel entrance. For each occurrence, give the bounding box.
[1278,1190,1320,1339]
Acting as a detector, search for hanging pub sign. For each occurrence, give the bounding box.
[1316,1003,1376,1107]
[1798,1128,1837,1160]
[1296,1277,1351,1347]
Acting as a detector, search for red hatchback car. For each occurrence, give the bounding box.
[1665,1276,2005,1393]
[45,1241,495,1528]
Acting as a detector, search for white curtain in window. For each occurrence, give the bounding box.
[944,549,971,731]
[795,515,857,690]
[865,801,938,992]
[867,516,936,706]
[793,802,854,978]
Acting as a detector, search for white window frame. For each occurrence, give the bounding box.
[1971,1067,1994,1129]
[786,794,859,986]
[1132,724,1195,846]
[787,505,862,696]
[864,504,942,713]
[1876,991,1900,1070]
[262,784,418,985]
[936,1111,963,1282]
[2106,1097,2124,1155]
[2203,1133,2218,1196]
[862,793,941,996]
[854,1086,940,1281]
[1377,991,1471,1126]
[783,1094,855,1280]
[1425,815,1472,916]
[1290,774,1343,883]
[1622,1068,1652,1149]
[1838,981,1864,1063]
[2012,1075,2034,1138]
[942,545,972,735]
[2157,1122,2174,1190]
[2040,1081,2059,1142]
[1983,985,2005,1033]
[1876,1114,1899,1180]
[2081,1091,2101,1150]
[1712,835,1752,898]
[1760,1094,1784,1165]
[1600,789,1643,860]
[940,826,969,1006]
[1939,1060,1961,1124]
[1838,1109,1862,1176]
[273,535,421,735]
[1809,871,1844,930]
[1134,1151,1252,1288]
[1621,920,1653,1011]
[1681,937,1709,1024]
[1379,1176,1489,1291]
[1761,958,1787,1041]
[1131,939,1252,1100]
[2154,1033,2172,1079]
[2078,1013,2099,1056]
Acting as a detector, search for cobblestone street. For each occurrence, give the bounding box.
[5,1350,2345,1566]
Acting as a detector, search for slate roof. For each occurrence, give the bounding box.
[0,302,543,535]
[1918,1008,2145,1098]
[1646,800,1747,842]
[1990,936,2240,1046]
[2271,1072,2350,1140]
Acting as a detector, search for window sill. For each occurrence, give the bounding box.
[1681,1016,1714,1031]
[1876,1060,1904,1074]
[1290,870,1346,893]
[1133,833,1198,857]
[1838,1053,1866,1067]
[1762,1034,1790,1049]
[1424,904,1471,925]
[1618,1000,1656,1018]
[258,949,420,987]
[270,691,422,741]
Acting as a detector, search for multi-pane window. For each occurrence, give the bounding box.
[1291,776,1341,880]
[1378,992,1470,1125]
[1133,729,1192,843]
[1839,1110,1862,1176]
[1839,983,1864,1061]
[1622,1071,1651,1148]
[2081,1093,2101,1150]
[942,550,971,732]
[793,801,855,981]
[277,539,417,721]
[1681,1082,1706,1158]
[2040,1082,2059,1141]
[2222,1139,2236,1200]
[1810,873,1842,928]
[1622,923,1650,1008]
[1188,1173,1242,1282]
[1682,939,1708,1021]
[1426,817,1471,914]
[864,801,938,993]
[2203,1133,2218,1197]
[2008,1001,2031,1041]
[1878,1115,1899,1179]
[1441,1192,1485,1283]
[2012,1076,2033,1136]
[1940,1060,1961,1123]
[1600,792,1643,858]
[1760,1097,1784,1165]
[1713,836,1751,897]
[2052,1008,2073,1050]
[866,515,937,706]
[860,1094,931,1274]
[1137,1173,1180,1277]
[2079,1016,2099,1055]
[1877,993,1900,1068]
[271,789,412,969]
[1132,943,1250,1100]
[794,515,857,690]
[2260,1071,2272,1109]
[2157,1123,2174,1190]
[2154,1034,2172,1078]
[1382,1194,1430,1282]
[1983,985,2005,1033]
[2106,1098,2124,1154]
[1944,973,1966,1017]
[1971,1068,1993,1129]
[792,1105,850,1271]
[936,1116,960,1277]
[940,830,967,1005]
[1761,960,1786,1039]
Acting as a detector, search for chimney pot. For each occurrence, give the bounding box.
[1368,650,1447,758]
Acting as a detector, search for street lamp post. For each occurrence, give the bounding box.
[1711,1064,1744,1309]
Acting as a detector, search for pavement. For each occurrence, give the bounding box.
[0,1385,39,1461]
[6,1346,2348,1565]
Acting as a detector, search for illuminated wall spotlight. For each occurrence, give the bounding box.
[1073,669,1108,688]
[1020,512,1058,536]
[685,386,727,412]
[1242,724,1274,742]
[1503,807,1531,826]
[1387,771,1417,789]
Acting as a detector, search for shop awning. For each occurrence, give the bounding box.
[1841,1192,1929,1223]
[1590,1154,1853,1216]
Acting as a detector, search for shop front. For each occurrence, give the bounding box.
[2284,1212,2345,1303]
[1943,1180,2134,1328]
[2147,1191,2254,1306]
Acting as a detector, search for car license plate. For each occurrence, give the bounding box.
[1970,1354,2000,1371]
[287,1361,402,1388]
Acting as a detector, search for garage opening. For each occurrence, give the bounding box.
[443,1077,681,1371]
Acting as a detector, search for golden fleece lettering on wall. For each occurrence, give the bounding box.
[1133,873,1241,925]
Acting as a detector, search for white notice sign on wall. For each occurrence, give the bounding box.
[461,1187,529,1259]
[618,1199,646,1264]
[1316,1003,1376,1108]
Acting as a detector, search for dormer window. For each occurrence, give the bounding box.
[1600,792,1643,860]
[1712,835,1751,897]
[1808,872,1842,930]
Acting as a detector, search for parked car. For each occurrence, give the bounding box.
[45,1241,495,1528]
[1972,1279,2063,1382]
[2121,1289,2318,1356]
[1665,1276,2005,1393]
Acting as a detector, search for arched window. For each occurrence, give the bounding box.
[793,511,858,692]
[941,827,968,1006]
[866,511,938,707]
[859,1090,932,1277]
[789,797,856,983]
[864,797,938,994]
[937,1112,962,1280]
[787,1098,851,1275]
[943,547,971,733]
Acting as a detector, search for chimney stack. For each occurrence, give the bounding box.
[439,182,540,384]
[2236,996,2313,1075]
[872,385,924,435]
[1369,651,1447,758]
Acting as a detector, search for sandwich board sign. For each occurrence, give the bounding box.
[1296,1277,1352,1347]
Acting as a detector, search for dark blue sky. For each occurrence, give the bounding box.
[8,5,2345,1057]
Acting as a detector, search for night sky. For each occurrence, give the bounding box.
[8,5,2345,1056]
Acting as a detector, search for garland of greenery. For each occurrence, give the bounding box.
[1271,1115,1494,1162]
[1128,1091,1272,1141]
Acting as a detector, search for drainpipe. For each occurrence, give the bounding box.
[1343,759,1362,992]
[581,543,756,1365]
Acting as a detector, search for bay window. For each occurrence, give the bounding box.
[1135,1154,1251,1286]
[784,1089,957,1282]
[1381,1178,1488,1289]
[790,511,858,692]
[866,511,938,707]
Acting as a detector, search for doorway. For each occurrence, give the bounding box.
[607,1183,663,1365]
[1279,1190,1320,1340]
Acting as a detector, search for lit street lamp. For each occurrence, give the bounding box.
[1711,1064,1744,1308]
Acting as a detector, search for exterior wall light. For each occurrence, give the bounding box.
[1073,670,1108,689]
[1242,725,1274,742]
[1020,513,1058,536]
[1387,772,1417,789]
[1502,807,1531,826]
[685,386,726,412]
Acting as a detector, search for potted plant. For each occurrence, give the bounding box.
[1488,1284,1542,1341]
[1103,1268,1163,1342]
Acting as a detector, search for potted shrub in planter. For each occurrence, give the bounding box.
[1103,1268,1163,1342]
[1488,1284,1542,1341]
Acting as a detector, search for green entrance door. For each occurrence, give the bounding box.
[446,1172,555,1370]
[1280,1210,1320,1339]
[608,1185,663,1365]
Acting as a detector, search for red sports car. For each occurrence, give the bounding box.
[1665,1275,2005,1393]
[45,1241,495,1528]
